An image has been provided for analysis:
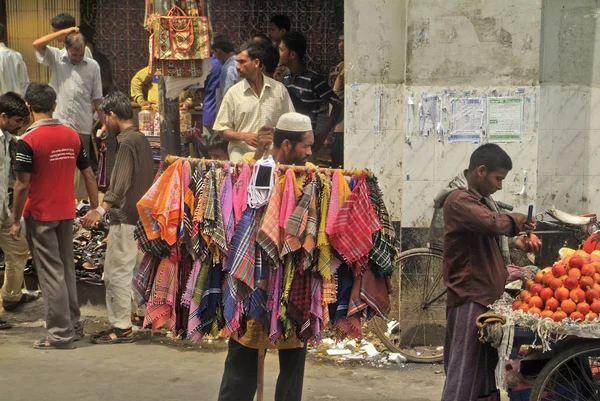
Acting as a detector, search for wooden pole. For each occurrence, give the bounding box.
[158,77,181,159]
[257,347,265,401]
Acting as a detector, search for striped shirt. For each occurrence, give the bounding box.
[0,43,29,95]
[283,69,341,127]
[213,75,295,163]
[103,126,154,226]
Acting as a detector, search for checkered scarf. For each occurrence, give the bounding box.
[144,256,178,334]
[202,164,228,251]
[317,174,333,279]
[366,177,398,277]
[279,169,297,258]
[267,263,284,343]
[332,264,353,323]
[199,262,224,335]
[225,207,260,289]
[328,179,381,276]
[220,166,235,249]
[134,220,171,258]
[257,173,283,264]
[246,250,270,330]
[133,253,160,306]
[279,255,297,340]
[233,164,251,225]
[287,266,314,342]
[282,179,318,267]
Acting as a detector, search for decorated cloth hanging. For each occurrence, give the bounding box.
[134,157,397,346]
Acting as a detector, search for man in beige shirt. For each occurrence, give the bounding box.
[213,41,294,163]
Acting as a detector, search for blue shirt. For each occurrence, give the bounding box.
[203,55,222,127]
[217,55,239,108]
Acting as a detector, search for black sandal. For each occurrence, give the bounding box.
[90,327,134,344]
[2,292,41,311]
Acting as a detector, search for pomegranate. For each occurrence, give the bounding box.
[591,300,600,313]
[570,311,585,322]
[587,312,599,321]
[570,256,585,269]
[520,290,532,303]
[578,302,591,315]
[534,271,544,283]
[564,277,579,290]
[552,264,567,278]
[580,276,595,290]
[512,300,522,310]
[525,279,535,290]
[568,268,582,279]
[540,287,554,301]
[541,309,554,319]
[530,284,543,295]
[546,297,560,311]
[595,273,600,283]
[571,288,586,303]
[528,295,544,309]
[549,278,563,290]
[582,264,596,277]
[542,272,555,286]
[520,304,530,313]
[555,287,570,302]
[586,288,600,303]
[561,299,577,315]
[592,262,600,274]
[575,250,590,260]
[553,309,568,322]
[561,275,569,283]
[528,306,542,316]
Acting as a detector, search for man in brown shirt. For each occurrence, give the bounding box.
[437,144,539,401]
[81,91,153,344]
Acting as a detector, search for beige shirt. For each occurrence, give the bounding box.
[213,75,294,163]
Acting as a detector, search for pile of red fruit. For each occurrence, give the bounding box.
[513,249,600,323]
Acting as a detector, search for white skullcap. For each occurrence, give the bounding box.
[275,112,312,132]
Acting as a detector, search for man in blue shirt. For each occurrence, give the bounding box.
[212,35,239,108]
[202,55,222,136]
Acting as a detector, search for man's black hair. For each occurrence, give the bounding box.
[207,134,229,152]
[100,91,133,120]
[51,13,77,30]
[24,84,56,114]
[238,42,266,67]
[0,23,5,43]
[270,15,291,31]
[251,33,271,45]
[212,34,234,53]
[249,39,279,75]
[273,129,307,148]
[468,143,513,172]
[281,32,306,61]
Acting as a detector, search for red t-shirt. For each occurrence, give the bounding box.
[15,121,90,221]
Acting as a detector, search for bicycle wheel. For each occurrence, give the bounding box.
[370,247,446,363]
[530,342,600,400]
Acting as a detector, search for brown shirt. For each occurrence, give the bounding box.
[103,126,154,226]
[442,188,523,308]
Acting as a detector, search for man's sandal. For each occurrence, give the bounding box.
[2,292,41,311]
[90,327,134,344]
[33,338,75,350]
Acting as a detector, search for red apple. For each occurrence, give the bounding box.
[555,287,570,301]
[529,295,544,309]
[578,302,591,315]
[569,268,582,279]
[586,288,600,303]
[571,288,586,303]
[546,297,560,311]
[582,264,596,277]
[561,299,577,314]
[564,277,579,290]
[549,278,563,290]
[552,264,567,278]
[587,312,599,321]
[530,284,543,295]
[591,300,600,314]
[540,287,554,301]
[570,311,585,322]
[580,276,595,290]
[553,309,568,322]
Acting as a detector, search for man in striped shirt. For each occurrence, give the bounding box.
[278,32,342,152]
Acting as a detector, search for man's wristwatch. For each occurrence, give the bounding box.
[96,206,106,217]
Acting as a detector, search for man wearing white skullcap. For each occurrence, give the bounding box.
[217,112,315,401]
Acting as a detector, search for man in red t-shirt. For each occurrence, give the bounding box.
[10,83,99,349]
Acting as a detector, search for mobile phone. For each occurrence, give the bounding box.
[254,164,273,189]
[527,205,534,223]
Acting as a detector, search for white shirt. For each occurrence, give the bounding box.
[0,127,12,214]
[213,75,295,162]
[36,46,102,135]
[0,43,29,96]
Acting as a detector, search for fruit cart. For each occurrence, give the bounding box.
[491,248,600,401]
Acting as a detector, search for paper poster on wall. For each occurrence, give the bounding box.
[487,97,523,142]
[419,95,439,137]
[447,97,484,143]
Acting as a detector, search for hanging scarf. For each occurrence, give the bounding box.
[246,251,270,330]
[199,262,224,335]
[279,255,297,340]
[367,177,398,277]
[233,164,251,225]
[133,253,160,306]
[332,264,353,323]
[267,263,284,343]
[176,257,193,336]
[144,256,179,334]
[317,174,333,279]
[203,164,228,251]
[96,139,107,191]
[220,165,235,248]
[279,169,298,258]
[257,173,284,264]
[310,272,323,342]
[287,266,314,342]
[226,207,260,289]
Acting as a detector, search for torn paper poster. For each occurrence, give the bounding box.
[418,94,439,137]
[448,97,484,143]
[487,97,524,143]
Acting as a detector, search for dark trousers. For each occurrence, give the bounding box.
[218,338,307,401]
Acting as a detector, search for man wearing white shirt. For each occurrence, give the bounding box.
[0,24,29,96]
[33,28,103,200]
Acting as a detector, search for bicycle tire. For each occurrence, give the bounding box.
[530,341,600,400]
[370,247,445,363]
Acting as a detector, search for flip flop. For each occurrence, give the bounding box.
[33,338,75,350]
[2,292,41,311]
[0,318,12,329]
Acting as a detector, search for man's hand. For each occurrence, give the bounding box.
[514,234,542,253]
[256,126,274,150]
[10,223,22,241]
[273,66,285,82]
[81,210,102,230]
[515,214,536,232]
[242,132,259,148]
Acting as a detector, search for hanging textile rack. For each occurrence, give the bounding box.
[164,155,373,177]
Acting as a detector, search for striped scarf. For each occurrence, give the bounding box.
[144,256,179,334]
